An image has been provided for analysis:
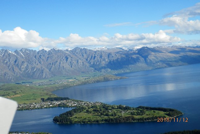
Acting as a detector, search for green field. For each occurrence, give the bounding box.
[0,75,124,104]
[0,84,56,104]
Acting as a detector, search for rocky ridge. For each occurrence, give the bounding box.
[1,46,200,82]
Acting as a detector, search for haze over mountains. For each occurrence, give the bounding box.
[0,46,200,83]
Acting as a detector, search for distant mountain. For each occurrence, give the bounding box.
[0,46,200,82]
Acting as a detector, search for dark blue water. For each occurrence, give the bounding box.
[11,64,200,134]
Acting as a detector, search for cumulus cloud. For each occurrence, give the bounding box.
[0,27,56,49]
[159,15,200,34]
[160,3,200,34]
[0,27,182,49]
[59,30,181,48]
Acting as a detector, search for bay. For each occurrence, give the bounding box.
[11,64,200,134]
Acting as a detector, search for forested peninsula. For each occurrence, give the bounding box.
[53,104,183,124]
[16,96,183,124]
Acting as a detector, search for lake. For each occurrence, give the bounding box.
[10,64,200,134]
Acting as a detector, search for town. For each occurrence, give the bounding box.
[17,98,102,110]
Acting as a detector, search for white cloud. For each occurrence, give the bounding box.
[139,3,200,35]
[160,3,200,34]
[0,27,183,49]
[165,2,200,18]
[0,27,56,49]
[58,30,181,48]
[104,22,133,27]
[181,40,200,46]
[0,27,41,48]
[159,15,200,34]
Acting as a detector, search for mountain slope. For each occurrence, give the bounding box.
[0,46,200,82]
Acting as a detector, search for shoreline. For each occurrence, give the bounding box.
[3,63,200,104]
[1,75,125,104]
[17,98,183,125]
[16,97,183,125]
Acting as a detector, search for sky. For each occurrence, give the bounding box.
[0,0,200,50]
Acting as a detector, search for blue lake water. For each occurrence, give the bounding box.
[11,64,200,134]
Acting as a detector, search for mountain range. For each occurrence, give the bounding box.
[0,46,200,83]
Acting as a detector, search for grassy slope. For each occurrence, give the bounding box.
[0,84,56,104]
[0,75,124,104]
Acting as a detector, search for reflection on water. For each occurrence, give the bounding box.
[54,64,200,103]
[11,64,200,134]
